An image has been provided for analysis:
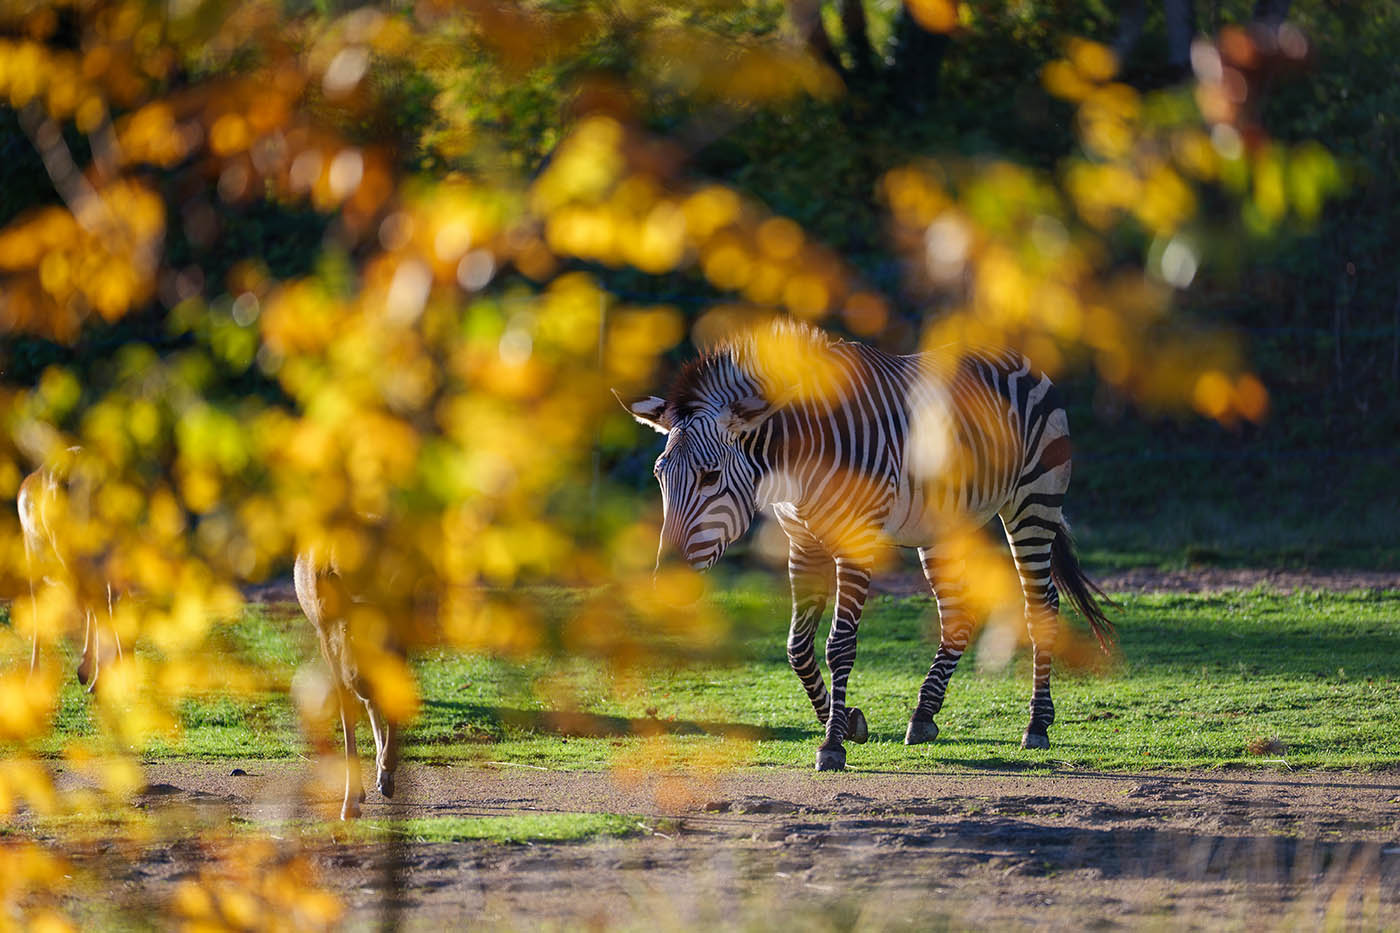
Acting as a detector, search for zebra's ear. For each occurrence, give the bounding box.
[719,395,771,434]
[613,389,671,434]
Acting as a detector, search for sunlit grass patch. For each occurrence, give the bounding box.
[7,808,644,849]
[310,812,644,845]
[77,583,1400,773]
[395,585,1400,772]
[1,809,153,842]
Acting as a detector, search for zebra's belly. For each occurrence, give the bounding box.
[882,475,1004,547]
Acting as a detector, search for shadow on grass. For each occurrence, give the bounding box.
[418,699,812,743]
[1122,614,1400,679]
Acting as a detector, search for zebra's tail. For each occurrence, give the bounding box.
[1049,522,1118,653]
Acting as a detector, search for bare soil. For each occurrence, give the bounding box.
[114,760,1400,930]
[218,569,1400,928]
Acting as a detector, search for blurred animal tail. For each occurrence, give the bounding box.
[1050,521,1118,653]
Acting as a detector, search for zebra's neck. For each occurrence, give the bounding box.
[741,343,916,515]
[750,429,797,510]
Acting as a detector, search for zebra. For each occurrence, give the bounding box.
[617,318,1113,771]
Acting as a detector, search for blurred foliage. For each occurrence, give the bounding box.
[0,0,1388,924]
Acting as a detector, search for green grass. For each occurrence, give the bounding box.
[342,812,644,844]
[1073,470,1400,572]
[40,584,1400,772]
[402,585,1400,771]
[12,810,642,847]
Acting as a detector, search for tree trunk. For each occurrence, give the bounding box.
[1115,0,1196,77]
[1113,0,1149,66]
[1164,0,1197,70]
[1252,0,1292,26]
[840,0,876,80]
[786,0,845,76]
[890,6,950,114]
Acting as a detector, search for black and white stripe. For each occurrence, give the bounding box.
[620,319,1113,770]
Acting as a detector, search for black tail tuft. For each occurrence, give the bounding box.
[1050,523,1118,653]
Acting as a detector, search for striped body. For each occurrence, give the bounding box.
[750,343,1065,549]
[621,320,1112,770]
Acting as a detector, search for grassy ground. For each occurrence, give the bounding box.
[332,813,646,844]
[46,583,1400,773]
[1067,438,1400,572]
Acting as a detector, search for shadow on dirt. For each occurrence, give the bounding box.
[419,699,812,742]
[850,814,1400,885]
[324,793,1400,926]
[858,765,1400,793]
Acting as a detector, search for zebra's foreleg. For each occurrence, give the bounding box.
[816,557,873,771]
[786,544,834,727]
[907,548,972,745]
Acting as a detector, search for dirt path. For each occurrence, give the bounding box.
[87,569,1400,928]
[124,761,1400,930]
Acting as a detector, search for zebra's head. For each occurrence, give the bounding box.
[615,389,772,572]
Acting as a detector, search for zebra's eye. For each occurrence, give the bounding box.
[699,469,721,487]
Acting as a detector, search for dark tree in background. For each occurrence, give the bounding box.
[785,0,951,111]
[1114,0,1295,76]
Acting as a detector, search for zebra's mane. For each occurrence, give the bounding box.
[667,317,837,419]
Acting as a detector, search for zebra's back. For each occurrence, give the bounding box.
[858,344,1066,546]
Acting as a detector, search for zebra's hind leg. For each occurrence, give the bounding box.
[906,546,972,745]
[1001,514,1062,750]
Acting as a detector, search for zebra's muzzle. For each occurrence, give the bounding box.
[654,545,718,578]
[650,556,708,607]
[683,541,723,571]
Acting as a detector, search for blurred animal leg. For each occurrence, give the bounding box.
[24,540,39,677]
[78,609,97,691]
[363,698,398,799]
[338,693,364,820]
[108,582,124,663]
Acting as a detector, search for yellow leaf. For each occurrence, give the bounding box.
[906,0,958,33]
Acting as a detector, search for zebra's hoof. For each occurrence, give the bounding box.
[905,719,940,745]
[815,746,847,772]
[1021,730,1050,750]
[847,707,869,744]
